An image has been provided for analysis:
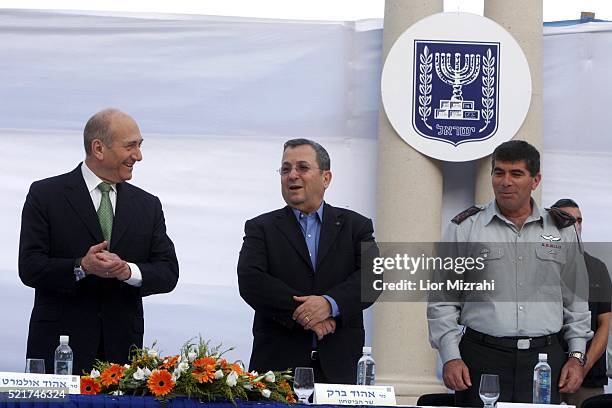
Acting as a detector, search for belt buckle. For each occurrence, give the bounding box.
[517,338,531,350]
[310,350,319,360]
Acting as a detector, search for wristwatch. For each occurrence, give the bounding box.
[74,257,86,281]
[568,351,586,366]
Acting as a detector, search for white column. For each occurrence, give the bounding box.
[373,0,445,404]
[475,0,543,204]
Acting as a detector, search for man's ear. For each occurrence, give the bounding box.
[91,139,105,160]
[532,172,542,191]
[323,170,332,189]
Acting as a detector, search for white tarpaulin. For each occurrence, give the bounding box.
[0,10,611,373]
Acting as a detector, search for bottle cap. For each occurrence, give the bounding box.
[538,353,547,361]
[362,346,372,354]
[60,335,69,345]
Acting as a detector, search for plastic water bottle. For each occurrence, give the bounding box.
[54,335,73,375]
[533,353,551,404]
[356,346,376,385]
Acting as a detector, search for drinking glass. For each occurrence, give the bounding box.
[25,358,46,374]
[479,374,500,408]
[293,367,315,404]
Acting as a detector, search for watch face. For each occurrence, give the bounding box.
[570,352,585,366]
[74,267,86,281]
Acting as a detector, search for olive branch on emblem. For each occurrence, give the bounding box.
[418,46,433,130]
[480,48,495,132]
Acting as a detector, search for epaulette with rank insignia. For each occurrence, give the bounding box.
[545,207,577,229]
[451,205,484,224]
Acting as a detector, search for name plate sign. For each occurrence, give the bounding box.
[0,371,81,394]
[314,383,396,406]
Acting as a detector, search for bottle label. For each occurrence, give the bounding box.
[54,362,72,375]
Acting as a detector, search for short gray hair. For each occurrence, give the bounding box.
[83,108,122,155]
[283,138,330,171]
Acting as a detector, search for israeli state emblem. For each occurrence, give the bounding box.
[413,40,500,146]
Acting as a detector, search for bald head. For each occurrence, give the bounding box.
[83,108,138,155]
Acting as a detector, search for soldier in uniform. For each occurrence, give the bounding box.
[427,140,592,405]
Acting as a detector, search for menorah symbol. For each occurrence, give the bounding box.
[434,52,481,121]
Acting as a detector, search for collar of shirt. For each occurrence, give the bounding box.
[291,201,324,224]
[483,198,543,228]
[81,161,117,212]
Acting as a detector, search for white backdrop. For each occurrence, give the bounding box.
[1,10,611,373]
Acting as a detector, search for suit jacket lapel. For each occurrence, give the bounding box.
[316,203,342,269]
[275,206,313,271]
[64,164,104,242]
[111,182,134,250]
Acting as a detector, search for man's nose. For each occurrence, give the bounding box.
[501,173,513,186]
[133,146,143,161]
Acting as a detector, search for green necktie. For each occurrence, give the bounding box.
[97,182,114,245]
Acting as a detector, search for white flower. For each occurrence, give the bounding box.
[214,370,224,380]
[133,367,146,380]
[90,369,100,379]
[249,370,259,377]
[143,367,152,378]
[172,369,181,380]
[264,371,275,383]
[261,389,271,398]
[111,390,124,396]
[147,349,158,358]
[226,371,238,387]
[124,364,131,369]
[187,351,197,362]
[176,362,189,374]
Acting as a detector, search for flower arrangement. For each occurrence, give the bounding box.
[80,338,296,404]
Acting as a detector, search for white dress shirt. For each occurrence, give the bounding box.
[81,162,142,287]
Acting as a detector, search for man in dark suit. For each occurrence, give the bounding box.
[19,108,179,374]
[237,138,375,384]
[553,199,612,408]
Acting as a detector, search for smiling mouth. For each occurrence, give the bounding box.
[289,185,302,191]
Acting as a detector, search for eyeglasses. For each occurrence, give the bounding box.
[278,164,319,176]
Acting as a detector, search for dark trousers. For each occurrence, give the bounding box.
[310,351,331,384]
[455,329,565,407]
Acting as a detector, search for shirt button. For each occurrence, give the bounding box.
[518,256,523,261]
[519,305,524,311]
[518,282,523,286]
[307,234,311,238]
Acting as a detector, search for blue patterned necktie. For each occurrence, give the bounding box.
[97,182,113,245]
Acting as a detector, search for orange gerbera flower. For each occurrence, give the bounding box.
[148,370,175,397]
[192,367,216,383]
[100,364,125,386]
[193,356,216,368]
[230,363,243,375]
[160,355,179,369]
[80,377,101,395]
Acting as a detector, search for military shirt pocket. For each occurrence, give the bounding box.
[535,246,566,265]
[534,246,565,288]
